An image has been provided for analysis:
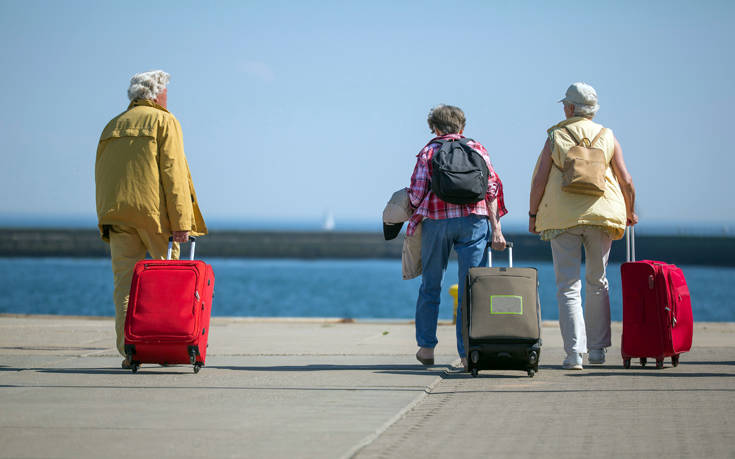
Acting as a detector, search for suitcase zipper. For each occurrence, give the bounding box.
[131,265,202,341]
[657,268,674,352]
[650,266,670,354]
[653,262,679,328]
[666,271,678,328]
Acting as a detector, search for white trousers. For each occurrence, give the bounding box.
[550,226,613,355]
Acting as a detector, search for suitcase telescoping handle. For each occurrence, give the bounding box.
[625,226,636,262]
[167,236,197,260]
[488,241,514,268]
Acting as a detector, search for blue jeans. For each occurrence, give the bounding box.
[415,215,490,358]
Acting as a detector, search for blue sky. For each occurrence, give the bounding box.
[1,1,733,231]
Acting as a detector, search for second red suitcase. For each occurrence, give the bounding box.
[124,237,214,373]
[620,227,693,369]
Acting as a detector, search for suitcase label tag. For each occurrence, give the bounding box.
[490,295,523,315]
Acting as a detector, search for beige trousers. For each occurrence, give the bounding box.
[108,225,180,356]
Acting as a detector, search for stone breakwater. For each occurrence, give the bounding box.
[1,228,734,265]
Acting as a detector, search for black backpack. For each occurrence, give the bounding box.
[430,138,490,205]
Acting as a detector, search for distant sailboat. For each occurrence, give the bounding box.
[323,211,335,231]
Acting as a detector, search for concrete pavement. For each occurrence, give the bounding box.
[0,315,733,458]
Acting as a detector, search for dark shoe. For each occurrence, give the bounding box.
[121,358,132,369]
[416,347,435,366]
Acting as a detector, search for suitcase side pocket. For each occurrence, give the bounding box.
[127,264,201,341]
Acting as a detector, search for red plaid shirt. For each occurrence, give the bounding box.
[407,134,507,236]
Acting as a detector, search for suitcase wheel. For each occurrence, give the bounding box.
[193,363,203,374]
[640,358,647,368]
[671,354,680,367]
[656,359,664,369]
[188,346,201,366]
[471,368,478,377]
[527,369,535,378]
[131,363,140,373]
[623,358,631,369]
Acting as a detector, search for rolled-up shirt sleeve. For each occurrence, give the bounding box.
[408,150,431,209]
[487,171,508,218]
[470,141,508,218]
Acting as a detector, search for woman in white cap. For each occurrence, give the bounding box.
[528,82,638,370]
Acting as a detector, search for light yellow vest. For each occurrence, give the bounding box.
[533,117,626,240]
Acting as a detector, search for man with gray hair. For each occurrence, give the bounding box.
[408,104,507,370]
[95,70,207,368]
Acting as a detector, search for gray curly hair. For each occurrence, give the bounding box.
[127,70,170,101]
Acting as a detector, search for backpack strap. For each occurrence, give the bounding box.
[589,128,606,147]
[434,137,473,143]
[550,130,572,171]
[428,137,473,149]
[563,126,606,147]
[563,127,582,145]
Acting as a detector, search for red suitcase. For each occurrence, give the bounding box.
[124,237,214,373]
[620,227,693,369]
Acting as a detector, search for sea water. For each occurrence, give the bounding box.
[0,257,732,321]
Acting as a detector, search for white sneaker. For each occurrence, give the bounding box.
[563,353,583,370]
[588,348,606,365]
[450,358,468,372]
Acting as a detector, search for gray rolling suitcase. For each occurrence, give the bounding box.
[461,242,542,377]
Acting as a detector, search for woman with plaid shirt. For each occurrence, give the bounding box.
[409,104,507,370]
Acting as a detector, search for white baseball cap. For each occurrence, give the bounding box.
[558,82,599,112]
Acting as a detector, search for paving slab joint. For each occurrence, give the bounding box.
[340,370,448,459]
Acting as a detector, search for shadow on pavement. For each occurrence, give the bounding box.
[0,384,428,392]
[442,372,529,379]
[428,387,735,394]
[0,346,107,351]
[0,363,453,376]
[677,360,735,366]
[567,371,735,378]
[0,367,196,375]
[209,363,452,376]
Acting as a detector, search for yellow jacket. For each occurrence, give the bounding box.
[533,117,626,240]
[95,100,207,241]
